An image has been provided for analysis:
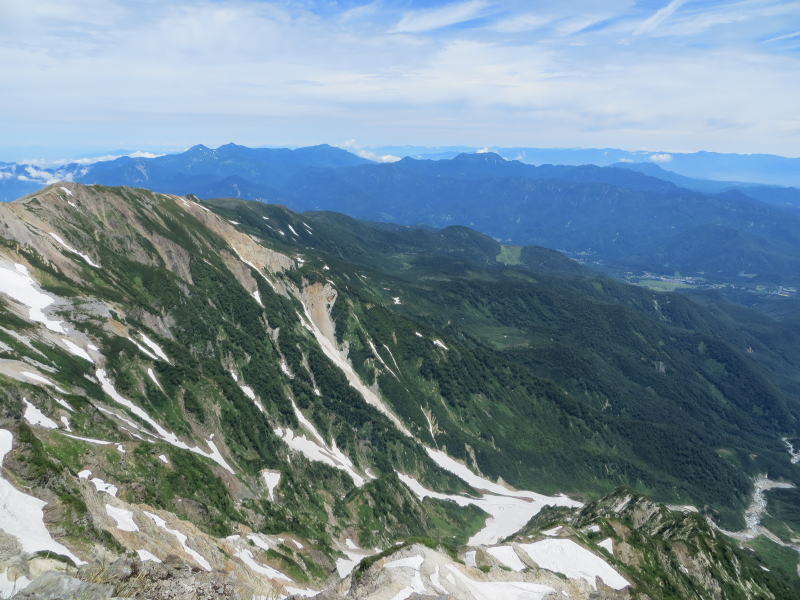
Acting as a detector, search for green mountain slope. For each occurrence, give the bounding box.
[0,183,798,598]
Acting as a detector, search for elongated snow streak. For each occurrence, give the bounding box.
[275,401,365,487]
[297,307,411,436]
[0,263,65,333]
[20,371,67,393]
[138,333,169,362]
[147,368,163,390]
[234,549,292,581]
[127,336,159,360]
[143,511,211,571]
[230,246,276,291]
[95,369,234,473]
[48,232,100,268]
[61,338,94,362]
[0,429,85,564]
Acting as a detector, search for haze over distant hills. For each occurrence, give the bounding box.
[370,146,800,188]
[4,142,798,294]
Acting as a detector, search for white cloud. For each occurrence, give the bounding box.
[765,29,800,43]
[635,0,689,35]
[0,1,798,156]
[489,12,554,33]
[649,153,673,163]
[337,140,400,163]
[390,1,490,33]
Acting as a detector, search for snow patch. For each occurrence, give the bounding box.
[144,511,211,571]
[0,263,65,333]
[519,539,628,590]
[0,429,84,564]
[275,401,365,487]
[48,232,100,268]
[23,399,58,429]
[385,555,424,570]
[444,564,554,600]
[95,369,235,473]
[234,549,292,581]
[486,545,526,571]
[61,339,94,362]
[106,504,138,532]
[137,549,161,563]
[262,470,281,501]
[20,370,67,393]
[400,449,580,545]
[138,333,169,362]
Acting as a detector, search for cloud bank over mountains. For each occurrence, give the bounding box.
[1,0,798,157]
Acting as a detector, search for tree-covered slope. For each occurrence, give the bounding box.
[0,183,798,598]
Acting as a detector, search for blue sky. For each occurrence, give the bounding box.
[1,0,799,160]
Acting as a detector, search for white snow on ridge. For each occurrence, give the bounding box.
[63,433,114,445]
[143,511,211,571]
[519,539,628,590]
[0,429,85,564]
[432,339,448,350]
[0,263,65,333]
[48,232,100,268]
[486,545,526,571]
[22,399,58,429]
[385,555,424,570]
[444,564,554,600]
[59,186,73,197]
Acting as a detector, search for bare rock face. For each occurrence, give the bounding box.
[12,571,114,600]
[12,558,238,600]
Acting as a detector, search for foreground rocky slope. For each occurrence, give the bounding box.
[0,183,797,598]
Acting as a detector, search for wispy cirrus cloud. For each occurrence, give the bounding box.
[634,0,689,35]
[390,0,491,33]
[0,0,799,158]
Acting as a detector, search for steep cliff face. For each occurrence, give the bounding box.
[0,184,796,599]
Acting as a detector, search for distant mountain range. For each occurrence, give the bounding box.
[370,145,800,187]
[3,143,800,289]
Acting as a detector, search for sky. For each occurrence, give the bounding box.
[1,0,799,160]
